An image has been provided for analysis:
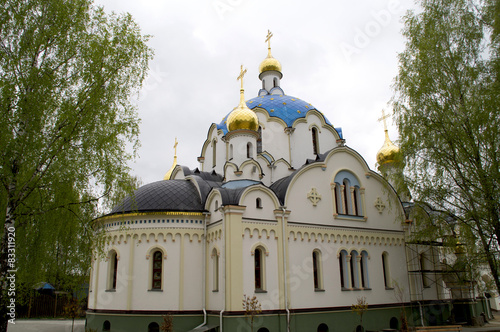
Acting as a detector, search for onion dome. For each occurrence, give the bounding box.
[259,30,282,75]
[376,130,401,166]
[259,53,282,74]
[227,66,259,132]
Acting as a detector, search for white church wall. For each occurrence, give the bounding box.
[240,188,278,221]
[182,233,204,310]
[242,228,281,310]
[207,241,223,310]
[95,242,128,310]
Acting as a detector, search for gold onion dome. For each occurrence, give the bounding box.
[259,30,282,74]
[227,66,259,132]
[376,130,401,166]
[259,53,282,74]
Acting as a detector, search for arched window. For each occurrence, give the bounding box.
[273,77,278,87]
[103,320,111,332]
[256,198,262,209]
[229,144,233,160]
[257,328,270,332]
[152,251,162,290]
[350,250,360,288]
[254,247,265,290]
[148,322,159,332]
[247,142,253,158]
[334,183,341,214]
[390,317,399,329]
[420,253,430,288]
[382,252,392,288]
[333,171,364,217]
[257,127,262,153]
[339,250,349,289]
[212,248,219,291]
[360,250,369,288]
[313,250,323,290]
[107,250,118,290]
[318,323,329,332]
[212,139,217,168]
[343,180,350,215]
[214,200,218,211]
[312,127,319,155]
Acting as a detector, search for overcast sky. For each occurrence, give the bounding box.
[95,0,418,186]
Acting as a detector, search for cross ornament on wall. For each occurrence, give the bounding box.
[374,196,386,213]
[307,188,322,206]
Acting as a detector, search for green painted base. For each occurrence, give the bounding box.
[86,306,406,332]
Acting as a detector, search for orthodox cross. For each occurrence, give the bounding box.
[237,65,247,90]
[265,30,273,50]
[307,188,322,207]
[374,196,386,213]
[173,137,178,156]
[378,109,390,131]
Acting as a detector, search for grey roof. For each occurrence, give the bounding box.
[109,179,204,215]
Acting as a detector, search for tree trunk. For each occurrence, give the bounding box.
[1,192,16,332]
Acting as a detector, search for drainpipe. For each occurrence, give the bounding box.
[219,207,226,332]
[193,212,209,330]
[281,206,290,332]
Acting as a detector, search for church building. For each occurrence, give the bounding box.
[86,33,486,332]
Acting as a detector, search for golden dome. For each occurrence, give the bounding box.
[376,130,401,165]
[227,91,259,132]
[259,30,282,74]
[259,54,282,74]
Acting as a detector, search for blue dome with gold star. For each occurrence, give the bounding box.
[217,94,342,137]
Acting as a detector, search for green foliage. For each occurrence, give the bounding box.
[0,0,152,328]
[393,0,500,292]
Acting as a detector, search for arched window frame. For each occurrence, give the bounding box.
[212,247,220,292]
[212,139,217,168]
[103,320,111,332]
[339,249,350,289]
[382,251,392,289]
[107,249,119,291]
[332,171,366,219]
[313,250,324,290]
[257,127,263,154]
[420,252,430,288]
[360,250,370,289]
[343,180,351,215]
[350,250,360,289]
[312,126,320,155]
[256,197,262,209]
[148,322,160,332]
[251,244,268,292]
[147,247,166,291]
[247,142,253,158]
[317,323,329,332]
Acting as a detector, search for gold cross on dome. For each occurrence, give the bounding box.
[237,65,247,90]
[378,109,391,131]
[265,30,273,49]
[173,137,178,156]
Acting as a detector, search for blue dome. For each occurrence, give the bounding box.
[217,94,342,137]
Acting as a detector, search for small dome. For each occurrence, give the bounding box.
[377,131,401,165]
[259,55,282,74]
[227,102,259,132]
